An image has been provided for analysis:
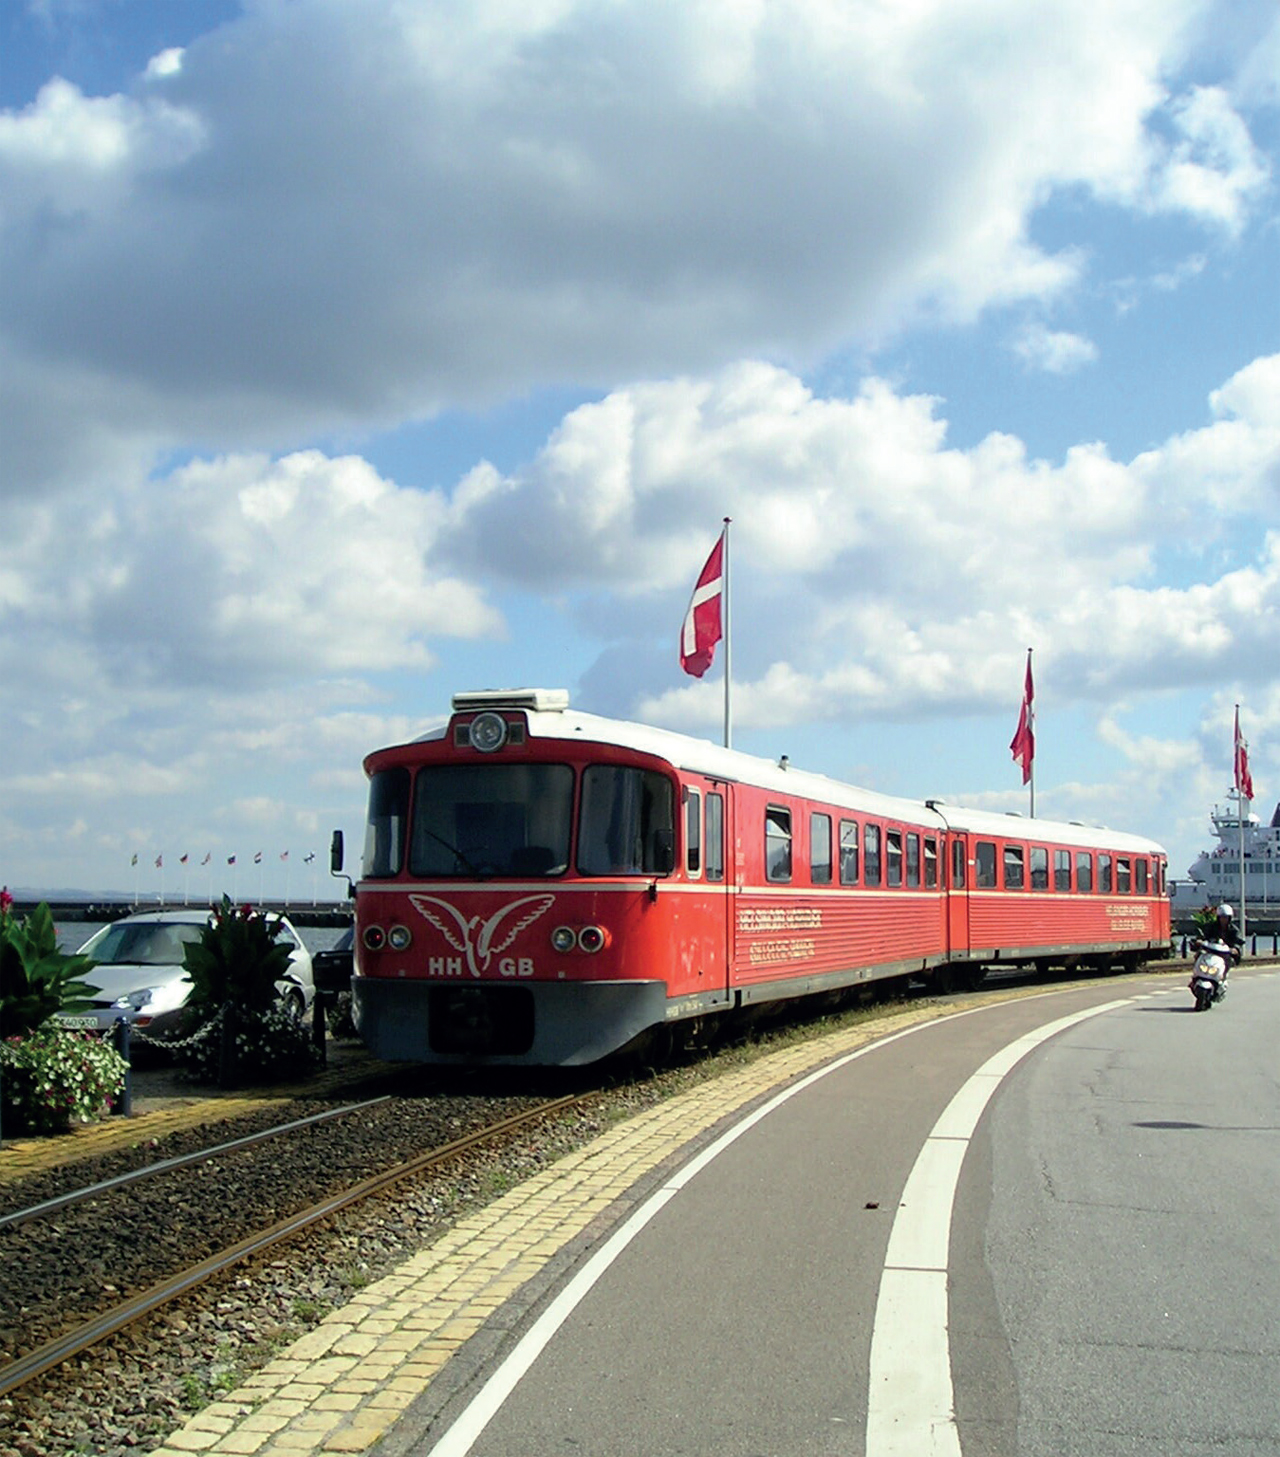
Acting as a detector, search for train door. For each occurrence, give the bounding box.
[946,833,970,956]
[705,783,733,998]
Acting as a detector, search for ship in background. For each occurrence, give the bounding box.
[1168,799,1280,927]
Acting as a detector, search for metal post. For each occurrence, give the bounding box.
[112,1017,133,1118]
[311,991,327,1067]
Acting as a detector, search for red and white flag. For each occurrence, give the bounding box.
[680,530,725,678]
[1234,706,1254,800]
[1010,650,1034,785]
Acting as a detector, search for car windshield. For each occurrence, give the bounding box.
[81,921,204,966]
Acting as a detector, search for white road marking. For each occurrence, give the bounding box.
[864,998,1132,1456]
[423,989,1144,1457]
[423,1017,940,1457]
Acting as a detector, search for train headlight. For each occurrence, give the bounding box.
[387,924,412,951]
[362,925,386,951]
[578,925,608,954]
[468,712,509,753]
[551,925,577,953]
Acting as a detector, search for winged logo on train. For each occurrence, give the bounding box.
[409,893,555,977]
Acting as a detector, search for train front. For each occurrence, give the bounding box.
[349,690,681,1066]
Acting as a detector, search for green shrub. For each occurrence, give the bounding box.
[182,896,296,1019]
[0,1026,128,1135]
[176,898,319,1086]
[0,889,101,1039]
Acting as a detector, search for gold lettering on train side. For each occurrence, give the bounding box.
[1104,902,1151,933]
[737,906,824,932]
[748,938,817,965]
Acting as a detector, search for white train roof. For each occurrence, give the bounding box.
[396,689,1166,857]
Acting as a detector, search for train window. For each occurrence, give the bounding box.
[1076,852,1093,893]
[578,766,676,876]
[975,841,997,888]
[1030,846,1049,891]
[766,807,792,881]
[1157,859,1166,895]
[811,812,833,884]
[839,820,859,884]
[906,833,920,887]
[411,763,574,877]
[706,793,724,882]
[886,829,903,886]
[1054,850,1071,892]
[685,788,702,877]
[924,836,939,889]
[951,838,966,889]
[1135,859,1148,893]
[865,824,882,886]
[1098,853,1112,893]
[1003,844,1024,889]
[363,766,410,878]
[1116,856,1132,893]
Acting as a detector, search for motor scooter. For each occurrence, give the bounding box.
[1188,939,1231,1011]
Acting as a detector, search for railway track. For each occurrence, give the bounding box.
[0,1089,592,1402]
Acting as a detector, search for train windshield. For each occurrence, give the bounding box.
[577,766,675,876]
[408,764,574,878]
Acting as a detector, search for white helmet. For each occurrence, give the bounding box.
[1216,903,1233,917]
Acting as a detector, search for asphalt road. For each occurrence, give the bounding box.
[413,968,1280,1456]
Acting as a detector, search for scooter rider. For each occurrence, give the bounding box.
[1193,902,1243,969]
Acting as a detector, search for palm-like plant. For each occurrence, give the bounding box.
[181,896,296,1020]
[0,894,100,1039]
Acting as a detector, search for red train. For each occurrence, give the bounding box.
[334,688,1170,1066]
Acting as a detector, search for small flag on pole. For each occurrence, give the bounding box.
[155,854,163,868]
[680,529,725,678]
[227,855,237,866]
[202,853,211,866]
[280,850,289,861]
[1010,650,1034,786]
[180,853,189,866]
[304,852,315,864]
[130,853,138,867]
[254,851,263,865]
[1234,706,1254,800]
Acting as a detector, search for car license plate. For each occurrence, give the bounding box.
[55,1014,100,1029]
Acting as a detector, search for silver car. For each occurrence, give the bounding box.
[63,909,315,1039]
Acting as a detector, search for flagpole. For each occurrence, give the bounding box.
[722,516,732,749]
[1028,648,1035,818]
[1238,703,1246,939]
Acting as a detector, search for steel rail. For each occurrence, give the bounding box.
[0,1097,393,1230]
[0,1092,586,1401]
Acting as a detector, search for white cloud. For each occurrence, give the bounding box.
[0,0,1265,493]
[1012,324,1099,374]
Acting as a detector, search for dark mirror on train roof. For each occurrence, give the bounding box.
[330,829,344,874]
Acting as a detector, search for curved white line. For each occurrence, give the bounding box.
[864,996,1135,1456]
[424,990,1146,1457]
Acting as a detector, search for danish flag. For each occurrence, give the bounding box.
[679,530,725,678]
[1010,650,1034,785]
[1234,706,1254,801]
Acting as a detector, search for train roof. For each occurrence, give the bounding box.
[387,689,1166,858]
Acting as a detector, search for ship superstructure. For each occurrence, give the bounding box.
[1169,801,1280,919]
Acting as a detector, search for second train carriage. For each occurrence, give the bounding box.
[337,688,1170,1066]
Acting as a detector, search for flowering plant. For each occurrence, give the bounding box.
[0,1026,128,1135]
[182,896,296,1018]
[176,897,318,1087]
[175,1002,320,1086]
[0,889,101,1039]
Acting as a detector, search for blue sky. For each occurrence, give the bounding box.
[2,0,1278,900]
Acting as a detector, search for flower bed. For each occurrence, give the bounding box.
[1,1026,129,1135]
